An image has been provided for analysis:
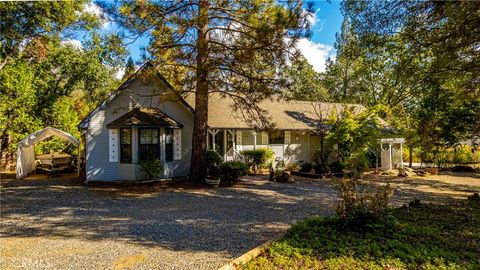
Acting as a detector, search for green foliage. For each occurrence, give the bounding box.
[282,56,329,101]
[335,179,393,226]
[313,162,328,174]
[326,1,480,154]
[123,56,136,80]
[240,148,275,171]
[344,150,370,179]
[36,96,80,155]
[300,162,313,172]
[218,161,248,184]
[323,107,383,176]
[248,199,480,269]
[0,27,125,168]
[138,157,164,180]
[0,0,99,65]
[452,146,475,165]
[206,150,223,177]
[0,59,41,155]
[284,162,300,172]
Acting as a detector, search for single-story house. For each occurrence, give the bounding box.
[78,63,366,182]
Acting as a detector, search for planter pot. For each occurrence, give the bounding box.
[205,177,221,188]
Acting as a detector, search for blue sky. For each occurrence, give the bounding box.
[78,1,343,76]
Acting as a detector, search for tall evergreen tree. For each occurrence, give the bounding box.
[123,56,136,80]
[103,0,313,182]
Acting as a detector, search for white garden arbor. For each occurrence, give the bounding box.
[380,138,405,171]
[16,127,79,179]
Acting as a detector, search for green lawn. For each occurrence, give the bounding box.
[246,197,480,270]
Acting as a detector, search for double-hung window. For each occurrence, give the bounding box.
[269,131,284,144]
[165,128,174,162]
[139,128,159,161]
[120,128,132,163]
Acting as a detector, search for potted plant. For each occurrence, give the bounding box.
[205,150,222,187]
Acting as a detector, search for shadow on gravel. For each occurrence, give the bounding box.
[0,174,335,256]
[1,173,478,257]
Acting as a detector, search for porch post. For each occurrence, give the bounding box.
[252,131,257,150]
[212,130,216,151]
[400,142,404,168]
[223,130,227,159]
[389,143,393,170]
[206,129,209,150]
[307,132,311,162]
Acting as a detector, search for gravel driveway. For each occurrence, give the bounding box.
[0,174,337,270]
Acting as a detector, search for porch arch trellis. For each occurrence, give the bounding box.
[380,138,405,171]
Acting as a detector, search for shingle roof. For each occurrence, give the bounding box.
[106,108,183,129]
[184,93,368,130]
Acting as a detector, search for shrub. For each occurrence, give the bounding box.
[452,145,474,164]
[241,148,275,171]
[138,158,164,180]
[300,162,313,172]
[314,162,329,174]
[206,150,223,177]
[335,179,393,226]
[219,161,248,183]
[344,150,370,179]
[273,171,292,183]
[328,160,344,173]
[284,162,300,171]
[450,165,476,173]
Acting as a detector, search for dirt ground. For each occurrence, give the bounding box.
[365,171,480,204]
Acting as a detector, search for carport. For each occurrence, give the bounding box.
[16,127,79,179]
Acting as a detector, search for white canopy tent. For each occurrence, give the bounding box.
[16,127,79,179]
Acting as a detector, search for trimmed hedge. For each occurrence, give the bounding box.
[241,148,275,170]
[219,161,248,183]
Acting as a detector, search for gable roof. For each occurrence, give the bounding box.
[79,62,382,132]
[78,62,193,130]
[185,93,367,130]
[106,108,183,129]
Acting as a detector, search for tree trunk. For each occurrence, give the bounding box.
[408,146,413,168]
[0,131,10,172]
[189,0,210,183]
[319,134,325,164]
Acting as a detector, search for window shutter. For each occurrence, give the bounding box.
[109,129,119,162]
[284,131,291,144]
[236,131,242,145]
[173,129,182,160]
[261,131,268,144]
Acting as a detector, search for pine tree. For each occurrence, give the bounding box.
[102,0,313,182]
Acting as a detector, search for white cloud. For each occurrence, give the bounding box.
[61,39,83,50]
[306,8,318,25]
[115,68,125,80]
[114,65,141,81]
[83,2,110,28]
[297,38,334,73]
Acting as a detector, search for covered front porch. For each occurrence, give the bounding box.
[206,129,322,164]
